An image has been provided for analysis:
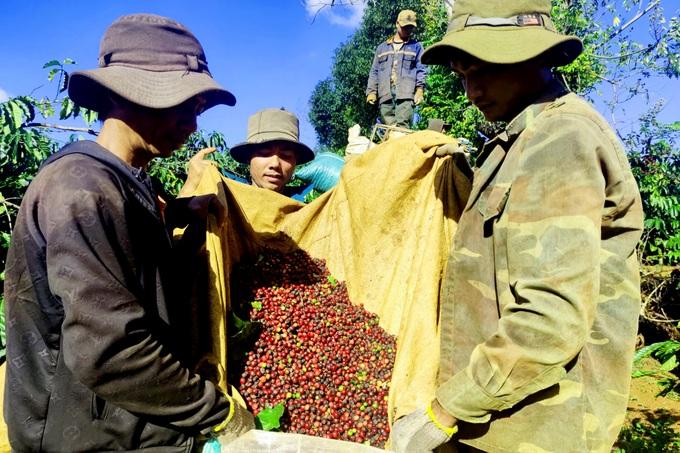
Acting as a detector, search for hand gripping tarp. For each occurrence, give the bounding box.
[178,130,472,426]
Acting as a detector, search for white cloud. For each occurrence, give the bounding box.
[304,0,366,28]
[0,87,9,102]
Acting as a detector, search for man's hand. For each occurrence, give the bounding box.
[186,194,225,222]
[414,87,424,105]
[391,402,457,453]
[366,92,377,105]
[179,147,217,197]
[434,138,474,158]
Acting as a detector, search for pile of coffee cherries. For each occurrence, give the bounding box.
[230,249,396,447]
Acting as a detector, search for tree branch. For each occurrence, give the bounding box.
[594,0,661,50]
[24,122,98,135]
[588,42,657,60]
[305,0,365,23]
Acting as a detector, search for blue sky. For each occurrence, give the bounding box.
[1,1,678,150]
[0,0,365,148]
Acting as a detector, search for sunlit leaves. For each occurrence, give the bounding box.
[0,96,37,133]
[147,130,243,197]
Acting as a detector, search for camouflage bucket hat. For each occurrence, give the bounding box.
[421,0,583,66]
[230,109,315,165]
[68,13,236,113]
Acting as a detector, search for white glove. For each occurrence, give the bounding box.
[390,406,457,453]
[434,140,470,157]
[211,389,255,443]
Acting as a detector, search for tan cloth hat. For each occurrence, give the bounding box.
[421,0,582,66]
[68,13,235,113]
[230,109,315,165]
[397,9,417,27]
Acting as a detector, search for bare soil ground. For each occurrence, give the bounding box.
[625,358,680,429]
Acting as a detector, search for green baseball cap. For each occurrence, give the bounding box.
[421,0,582,67]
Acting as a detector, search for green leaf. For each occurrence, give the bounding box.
[255,403,285,431]
[42,60,60,69]
[8,101,24,130]
[47,68,60,82]
[230,312,251,334]
[632,369,657,378]
[82,108,98,125]
[633,342,664,363]
[659,355,679,373]
[59,98,74,119]
[228,312,261,351]
[251,301,263,310]
[0,231,11,248]
[327,275,338,286]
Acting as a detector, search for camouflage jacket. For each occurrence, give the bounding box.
[436,86,643,452]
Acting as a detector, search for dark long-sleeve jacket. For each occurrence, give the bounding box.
[366,37,426,103]
[3,141,229,452]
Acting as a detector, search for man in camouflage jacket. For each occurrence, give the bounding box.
[390,1,644,452]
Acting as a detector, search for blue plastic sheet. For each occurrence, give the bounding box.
[295,152,344,192]
[201,438,221,453]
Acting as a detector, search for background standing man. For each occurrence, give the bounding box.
[230,108,315,194]
[366,9,426,128]
[3,13,253,452]
[391,1,644,452]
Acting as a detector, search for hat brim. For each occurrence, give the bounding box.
[68,66,236,112]
[230,139,315,165]
[422,27,583,67]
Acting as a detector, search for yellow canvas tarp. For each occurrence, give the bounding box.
[181,130,472,422]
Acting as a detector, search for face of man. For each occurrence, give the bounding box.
[143,97,206,157]
[450,54,551,123]
[103,95,206,168]
[249,143,297,193]
[397,23,415,41]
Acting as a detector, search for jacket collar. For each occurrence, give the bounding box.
[466,80,569,210]
[387,35,415,45]
[476,80,568,167]
[504,80,568,140]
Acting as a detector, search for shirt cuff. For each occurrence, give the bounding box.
[435,369,513,424]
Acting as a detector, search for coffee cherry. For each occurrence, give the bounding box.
[228,250,396,448]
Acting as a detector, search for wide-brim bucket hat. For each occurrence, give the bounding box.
[230,109,315,165]
[422,0,583,67]
[68,13,235,112]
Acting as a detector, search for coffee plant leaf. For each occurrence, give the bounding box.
[255,402,284,431]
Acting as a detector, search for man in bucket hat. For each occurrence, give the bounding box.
[3,13,254,452]
[391,1,643,452]
[366,9,426,128]
[230,108,315,194]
